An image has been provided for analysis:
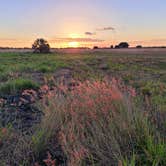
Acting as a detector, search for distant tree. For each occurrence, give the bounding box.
[32,38,50,53]
[115,45,120,49]
[136,45,142,48]
[118,42,129,48]
[110,45,114,49]
[93,46,99,49]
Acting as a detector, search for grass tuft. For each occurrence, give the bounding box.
[0,78,39,96]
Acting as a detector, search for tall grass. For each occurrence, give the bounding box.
[0,79,165,165]
[38,79,166,165]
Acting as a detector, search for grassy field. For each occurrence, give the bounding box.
[0,49,166,165]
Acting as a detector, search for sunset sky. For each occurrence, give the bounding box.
[0,0,166,48]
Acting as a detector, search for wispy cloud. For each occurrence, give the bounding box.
[85,32,96,36]
[97,27,115,31]
[49,37,104,43]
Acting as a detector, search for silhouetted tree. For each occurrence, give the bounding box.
[115,45,120,49]
[32,38,50,53]
[118,42,129,48]
[93,46,99,49]
[136,45,142,48]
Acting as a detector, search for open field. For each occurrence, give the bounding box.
[0,49,166,165]
[1,47,166,54]
[0,48,166,85]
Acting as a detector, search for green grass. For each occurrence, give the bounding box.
[0,78,40,96]
[0,72,10,82]
[156,62,166,70]
[0,53,67,80]
[0,51,165,84]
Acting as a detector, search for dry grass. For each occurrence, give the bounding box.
[0,78,165,165]
[33,79,165,166]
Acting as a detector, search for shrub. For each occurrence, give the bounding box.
[118,42,129,48]
[136,45,142,48]
[93,46,99,49]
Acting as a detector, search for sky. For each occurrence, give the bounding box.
[0,0,166,48]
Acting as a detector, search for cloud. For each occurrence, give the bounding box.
[85,32,96,36]
[49,37,104,43]
[97,27,115,31]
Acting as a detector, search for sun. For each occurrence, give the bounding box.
[68,41,79,48]
[67,33,81,47]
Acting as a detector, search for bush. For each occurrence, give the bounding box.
[118,42,129,48]
[93,46,99,49]
[136,45,142,48]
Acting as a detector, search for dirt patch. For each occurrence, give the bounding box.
[0,67,74,132]
[53,68,73,85]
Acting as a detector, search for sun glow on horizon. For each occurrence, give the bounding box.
[67,33,81,47]
[68,41,79,48]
